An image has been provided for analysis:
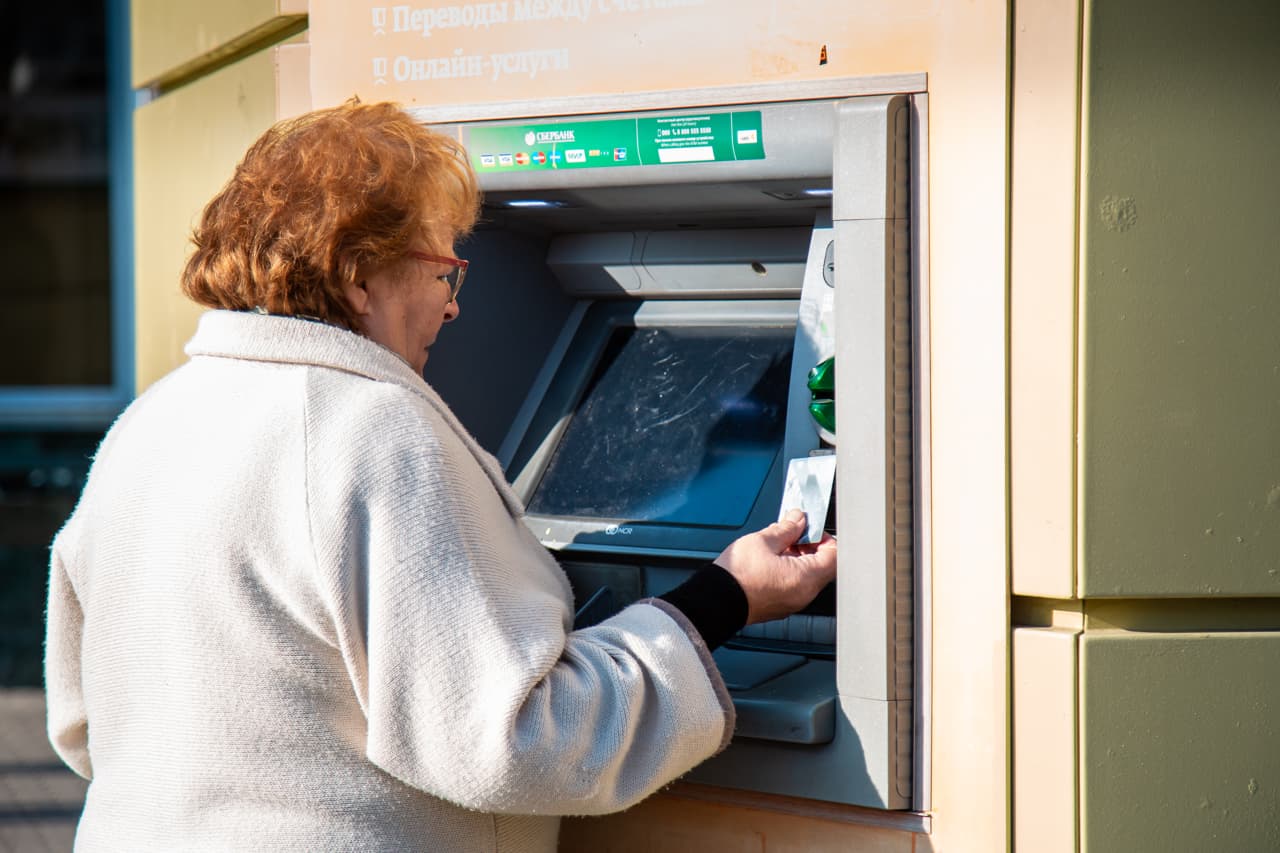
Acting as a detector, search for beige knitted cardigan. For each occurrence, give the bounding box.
[46,310,732,852]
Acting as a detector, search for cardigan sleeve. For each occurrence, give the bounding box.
[45,515,93,780]
[305,382,732,816]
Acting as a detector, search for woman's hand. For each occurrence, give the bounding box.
[713,509,838,625]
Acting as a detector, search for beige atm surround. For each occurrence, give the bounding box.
[303,8,1009,846]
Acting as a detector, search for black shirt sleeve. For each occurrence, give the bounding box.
[657,563,749,651]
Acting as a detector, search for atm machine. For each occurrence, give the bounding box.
[423,92,924,811]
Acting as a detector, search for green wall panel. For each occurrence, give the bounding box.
[1079,0,1280,595]
[1081,632,1280,852]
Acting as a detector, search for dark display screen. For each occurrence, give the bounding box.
[528,325,793,527]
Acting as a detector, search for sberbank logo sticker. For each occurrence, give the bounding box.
[466,111,764,173]
[523,129,576,145]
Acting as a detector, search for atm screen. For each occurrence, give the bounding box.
[527,325,794,527]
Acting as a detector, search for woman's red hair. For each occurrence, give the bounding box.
[182,100,480,330]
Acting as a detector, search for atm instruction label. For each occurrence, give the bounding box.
[466,110,764,173]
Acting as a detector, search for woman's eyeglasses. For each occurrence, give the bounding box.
[407,252,469,302]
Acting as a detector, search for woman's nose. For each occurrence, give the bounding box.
[443,298,460,323]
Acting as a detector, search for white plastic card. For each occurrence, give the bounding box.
[778,454,837,544]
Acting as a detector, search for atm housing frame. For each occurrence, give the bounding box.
[421,78,930,812]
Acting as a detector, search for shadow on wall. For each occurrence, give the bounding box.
[0,431,102,686]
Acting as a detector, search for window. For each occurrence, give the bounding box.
[0,0,132,424]
[0,0,130,686]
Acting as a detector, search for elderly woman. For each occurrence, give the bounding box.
[46,101,835,851]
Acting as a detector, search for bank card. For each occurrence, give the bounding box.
[778,454,837,544]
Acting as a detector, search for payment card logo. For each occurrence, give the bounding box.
[479,154,496,168]
[498,153,514,167]
[613,147,628,161]
[565,149,586,164]
[514,152,530,166]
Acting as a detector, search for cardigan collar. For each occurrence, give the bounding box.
[187,309,425,389]
[185,310,527,519]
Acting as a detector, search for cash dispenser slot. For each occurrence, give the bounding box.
[712,651,837,744]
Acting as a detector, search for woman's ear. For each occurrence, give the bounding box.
[341,278,372,317]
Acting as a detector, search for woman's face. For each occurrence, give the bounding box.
[346,233,461,374]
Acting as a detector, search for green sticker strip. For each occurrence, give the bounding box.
[465,110,764,173]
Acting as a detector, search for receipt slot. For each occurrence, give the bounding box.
[424,91,923,809]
